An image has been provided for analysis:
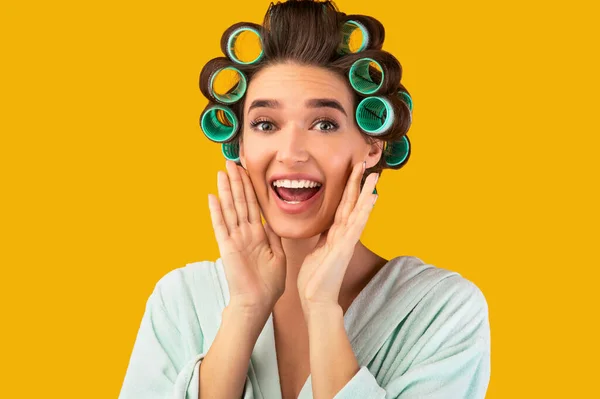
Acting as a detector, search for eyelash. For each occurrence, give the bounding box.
[249,117,340,133]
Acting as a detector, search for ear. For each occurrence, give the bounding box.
[364,138,384,169]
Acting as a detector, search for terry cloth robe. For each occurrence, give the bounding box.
[119,255,491,399]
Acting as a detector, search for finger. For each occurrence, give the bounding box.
[225,160,248,223]
[347,172,378,227]
[334,161,364,225]
[346,192,377,243]
[208,193,230,245]
[334,161,361,225]
[237,165,261,224]
[217,170,239,232]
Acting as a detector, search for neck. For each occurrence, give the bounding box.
[278,235,382,304]
[280,234,322,276]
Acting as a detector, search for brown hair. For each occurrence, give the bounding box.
[199,0,413,182]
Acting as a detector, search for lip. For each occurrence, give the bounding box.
[270,183,324,215]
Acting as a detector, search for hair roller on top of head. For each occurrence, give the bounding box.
[221,140,241,163]
[209,66,247,104]
[355,96,395,135]
[221,22,265,65]
[339,14,385,52]
[199,57,248,105]
[383,135,411,168]
[200,104,239,143]
[349,57,384,95]
[335,49,402,97]
[396,90,413,128]
[398,90,413,112]
[337,20,370,55]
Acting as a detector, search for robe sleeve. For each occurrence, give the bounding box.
[118,269,256,399]
[333,277,491,399]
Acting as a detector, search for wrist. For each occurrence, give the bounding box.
[227,297,274,315]
[303,302,343,324]
[225,301,272,328]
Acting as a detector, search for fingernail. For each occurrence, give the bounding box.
[362,161,366,172]
[373,195,378,206]
[374,173,379,183]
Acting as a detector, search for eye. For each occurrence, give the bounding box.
[249,118,277,132]
[314,118,339,132]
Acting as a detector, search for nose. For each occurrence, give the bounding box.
[274,124,309,166]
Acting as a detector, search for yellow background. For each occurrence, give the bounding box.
[1,0,598,397]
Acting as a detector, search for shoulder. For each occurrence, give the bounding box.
[348,255,489,338]
[153,259,218,295]
[379,255,490,342]
[413,257,489,323]
[418,271,489,340]
[391,256,490,347]
[361,257,491,397]
[148,259,223,323]
[385,255,488,312]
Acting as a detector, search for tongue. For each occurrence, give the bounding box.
[276,187,320,202]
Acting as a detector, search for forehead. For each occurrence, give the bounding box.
[244,63,353,111]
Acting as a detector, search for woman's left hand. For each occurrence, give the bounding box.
[297,161,379,315]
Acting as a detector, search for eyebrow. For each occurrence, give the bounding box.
[306,98,347,116]
[248,98,348,116]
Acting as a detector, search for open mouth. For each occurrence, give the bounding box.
[271,183,323,204]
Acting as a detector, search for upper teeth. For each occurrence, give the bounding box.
[273,179,322,188]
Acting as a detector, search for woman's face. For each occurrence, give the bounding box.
[239,62,382,239]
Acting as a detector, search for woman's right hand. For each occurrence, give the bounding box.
[208,160,287,315]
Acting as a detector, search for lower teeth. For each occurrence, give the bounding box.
[283,200,301,204]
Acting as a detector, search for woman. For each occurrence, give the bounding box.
[119,1,490,398]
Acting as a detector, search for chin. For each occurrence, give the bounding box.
[269,218,330,240]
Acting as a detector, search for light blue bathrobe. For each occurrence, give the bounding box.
[119,256,491,398]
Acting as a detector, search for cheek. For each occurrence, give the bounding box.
[241,137,270,173]
[325,174,348,206]
[322,147,366,206]
[323,158,353,204]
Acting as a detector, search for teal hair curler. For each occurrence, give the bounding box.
[226,26,264,65]
[208,66,247,104]
[349,58,384,95]
[384,135,410,167]
[200,105,239,143]
[337,20,369,55]
[355,96,394,135]
[397,90,413,127]
[397,90,413,112]
[221,140,240,163]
